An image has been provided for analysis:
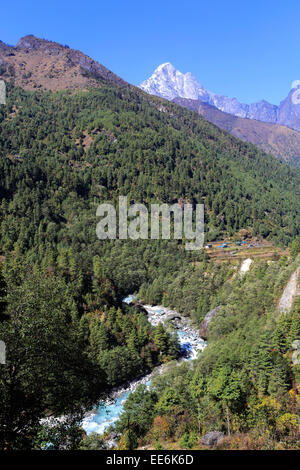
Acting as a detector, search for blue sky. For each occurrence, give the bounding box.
[2,0,300,104]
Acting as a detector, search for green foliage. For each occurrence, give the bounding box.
[0,267,105,449]
[116,385,157,438]
[1,84,300,281]
[117,429,138,450]
[154,440,164,450]
[114,257,300,448]
[1,79,300,449]
[179,431,198,449]
[78,432,107,450]
[155,388,182,414]
[290,237,300,259]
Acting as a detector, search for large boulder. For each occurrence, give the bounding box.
[130,302,148,316]
[292,339,300,350]
[199,306,221,340]
[167,313,182,321]
[201,431,224,447]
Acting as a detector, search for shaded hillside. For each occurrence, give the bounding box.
[173,97,300,168]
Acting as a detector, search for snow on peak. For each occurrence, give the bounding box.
[139,62,208,101]
[291,80,300,90]
[138,63,275,121]
[156,62,175,71]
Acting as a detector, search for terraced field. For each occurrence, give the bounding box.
[205,239,287,262]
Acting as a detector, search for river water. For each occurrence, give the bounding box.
[81,297,206,435]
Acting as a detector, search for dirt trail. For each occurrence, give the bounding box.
[278,267,300,313]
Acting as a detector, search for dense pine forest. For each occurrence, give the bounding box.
[0,80,299,450]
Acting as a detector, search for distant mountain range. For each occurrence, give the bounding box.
[139,63,300,166]
[139,63,300,131]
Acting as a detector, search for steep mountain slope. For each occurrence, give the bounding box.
[2,36,300,164]
[0,36,299,249]
[0,35,127,91]
[173,97,300,168]
[1,82,300,257]
[1,36,300,451]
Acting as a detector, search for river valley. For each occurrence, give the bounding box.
[81,297,206,436]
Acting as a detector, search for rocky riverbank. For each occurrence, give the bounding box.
[81,300,206,435]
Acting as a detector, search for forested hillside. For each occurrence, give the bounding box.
[1,83,300,257]
[108,255,300,451]
[173,97,300,169]
[0,74,300,449]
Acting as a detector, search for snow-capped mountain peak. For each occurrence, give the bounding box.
[139,63,280,122]
[291,80,300,90]
[155,62,175,71]
[139,62,208,101]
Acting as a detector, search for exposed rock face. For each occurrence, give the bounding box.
[278,87,300,131]
[210,94,249,118]
[0,80,6,104]
[140,63,251,117]
[278,266,300,314]
[16,35,66,53]
[0,35,127,91]
[199,306,221,340]
[139,63,276,120]
[292,340,300,366]
[140,64,300,133]
[0,40,13,52]
[239,258,253,276]
[166,313,182,321]
[292,339,300,349]
[130,302,149,316]
[201,431,224,447]
[248,100,278,123]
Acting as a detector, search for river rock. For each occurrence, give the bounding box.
[199,306,221,340]
[292,339,300,350]
[131,302,149,316]
[167,313,182,321]
[201,431,224,447]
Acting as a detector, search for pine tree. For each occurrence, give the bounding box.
[288,311,300,345]
[154,322,168,355]
[90,319,110,352]
[250,332,273,394]
[267,354,290,396]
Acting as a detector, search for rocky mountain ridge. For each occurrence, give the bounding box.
[0,35,127,91]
